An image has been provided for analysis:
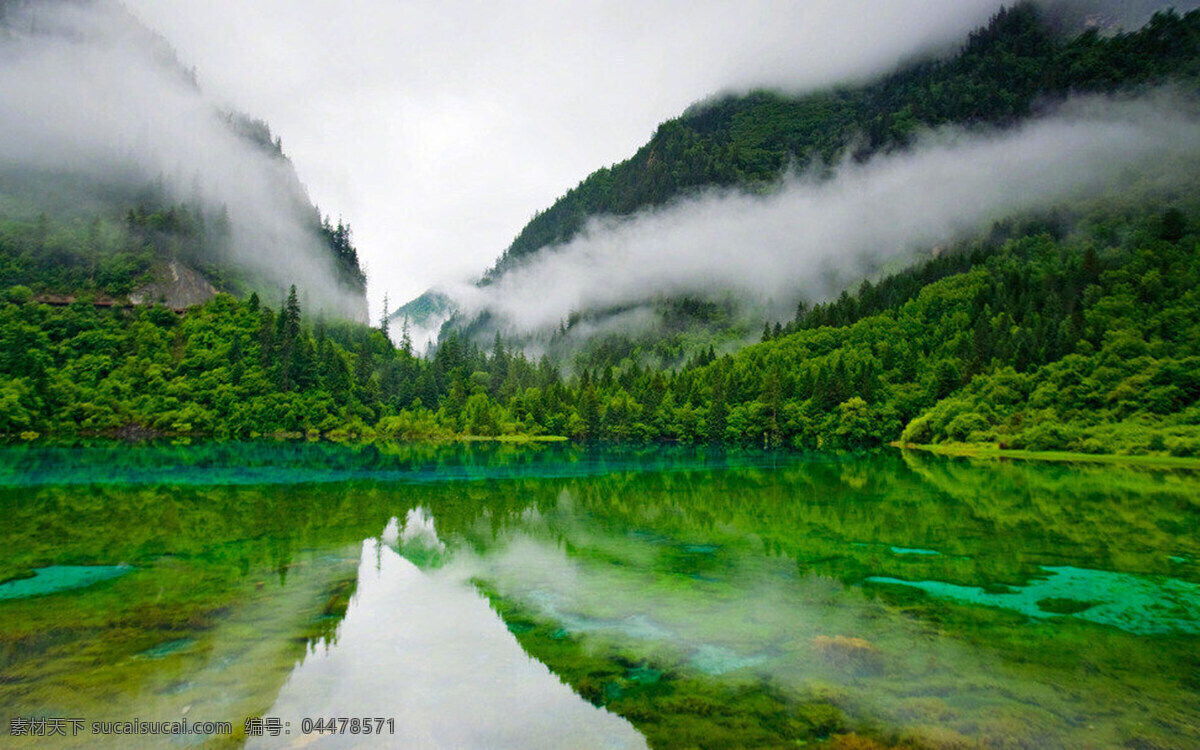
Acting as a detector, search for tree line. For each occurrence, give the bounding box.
[2,201,1197,457]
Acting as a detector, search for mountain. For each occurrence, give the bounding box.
[490,4,1200,276]
[390,290,456,353]
[404,2,1200,368]
[3,1,1199,455]
[0,0,367,319]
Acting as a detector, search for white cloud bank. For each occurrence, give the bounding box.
[439,95,1200,336]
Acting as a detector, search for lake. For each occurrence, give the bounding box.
[0,442,1197,749]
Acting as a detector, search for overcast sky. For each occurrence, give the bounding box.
[121,0,1052,318]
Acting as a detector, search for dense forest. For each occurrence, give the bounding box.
[0,198,365,302]
[3,199,1197,457]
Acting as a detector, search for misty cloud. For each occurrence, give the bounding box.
[121,0,1052,313]
[0,0,364,317]
[123,1,1200,314]
[442,94,1200,337]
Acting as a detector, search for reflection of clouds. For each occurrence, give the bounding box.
[253,539,646,749]
[400,507,446,552]
[458,511,1197,749]
[380,516,400,547]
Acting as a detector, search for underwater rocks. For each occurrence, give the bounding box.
[811,635,885,676]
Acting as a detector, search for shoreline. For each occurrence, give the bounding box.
[895,442,1200,470]
[6,432,1200,470]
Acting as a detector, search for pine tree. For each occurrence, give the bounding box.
[489,332,508,395]
[760,361,782,443]
[793,299,809,327]
[830,356,850,406]
[278,285,302,390]
[400,318,413,357]
[708,366,728,442]
[579,382,601,439]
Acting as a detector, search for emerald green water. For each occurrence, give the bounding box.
[0,443,1197,749]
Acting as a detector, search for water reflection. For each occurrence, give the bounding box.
[253,535,645,750]
[442,485,1200,748]
[0,444,1196,750]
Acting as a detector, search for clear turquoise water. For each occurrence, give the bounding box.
[0,565,131,600]
[0,442,1195,749]
[867,565,1200,634]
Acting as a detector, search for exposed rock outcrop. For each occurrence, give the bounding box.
[131,261,217,309]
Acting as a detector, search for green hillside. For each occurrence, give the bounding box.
[3,2,1200,459]
[490,5,1200,277]
[677,205,1200,455]
[6,198,1199,459]
[0,186,356,301]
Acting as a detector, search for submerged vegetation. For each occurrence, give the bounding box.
[0,444,1196,748]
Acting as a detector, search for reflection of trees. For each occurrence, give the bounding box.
[901,450,1200,577]
[423,449,1200,591]
[2,443,1198,749]
[5,442,1195,594]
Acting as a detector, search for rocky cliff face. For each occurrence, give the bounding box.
[130,261,217,310]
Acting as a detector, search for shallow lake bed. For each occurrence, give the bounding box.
[0,442,1196,749]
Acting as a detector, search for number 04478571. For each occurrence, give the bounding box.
[300,718,395,735]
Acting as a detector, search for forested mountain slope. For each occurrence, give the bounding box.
[0,0,367,319]
[400,3,1200,371]
[3,1,1199,459]
[689,206,1200,455]
[491,4,1200,276]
